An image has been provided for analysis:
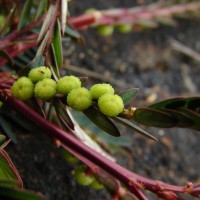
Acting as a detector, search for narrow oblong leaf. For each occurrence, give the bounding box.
[114,117,157,141]
[133,108,177,128]
[0,116,17,143]
[0,150,23,188]
[119,88,139,105]
[84,107,121,137]
[179,108,200,131]
[53,99,74,130]
[18,55,44,77]
[160,108,193,128]
[35,0,47,20]
[37,4,55,43]
[17,0,33,30]
[52,19,63,68]
[0,179,19,188]
[0,187,44,200]
[149,97,184,109]
[0,135,6,147]
[65,25,82,40]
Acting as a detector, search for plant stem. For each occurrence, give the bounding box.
[0,85,199,199]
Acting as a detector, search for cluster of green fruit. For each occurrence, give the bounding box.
[11,66,124,117]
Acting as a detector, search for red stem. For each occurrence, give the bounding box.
[0,85,199,199]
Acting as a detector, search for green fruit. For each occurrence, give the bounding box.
[57,75,81,95]
[34,78,57,100]
[116,24,132,33]
[90,179,104,190]
[62,150,79,164]
[0,101,3,108]
[97,25,114,36]
[28,66,52,83]
[90,83,114,99]
[98,94,124,117]
[11,77,34,101]
[74,166,94,186]
[67,87,92,111]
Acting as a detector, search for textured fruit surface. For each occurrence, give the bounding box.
[57,75,81,95]
[34,78,57,100]
[74,166,94,186]
[11,77,34,101]
[67,87,92,111]
[28,66,52,83]
[90,83,114,99]
[98,94,124,117]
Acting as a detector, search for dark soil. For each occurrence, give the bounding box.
[6,1,200,200]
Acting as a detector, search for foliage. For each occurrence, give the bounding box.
[0,0,200,199]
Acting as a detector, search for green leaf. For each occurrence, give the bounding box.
[0,135,6,147]
[51,19,63,70]
[84,107,121,137]
[17,0,33,30]
[0,179,19,188]
[0,116,17,143]
[159,108,193,128]
[37,4,55,43]
[0,187,44,200]
[0,150,22,187]
[149,97,185,109]
[179,108,200,131]
[0,50,14,66]
[54,99,74,130]
[65,25,82,40]
[114,117,157,141]
[35,0,47,20]
[133,108,177,128]
[18,55,44,77]
[119,88,139,105]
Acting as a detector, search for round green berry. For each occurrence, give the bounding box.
[57,76,81,95]
[116,24,132,33]
[11,77,34,101]
[90,83,114,99]
[0,101,3,108]
[97,25,114,36]
[74,166,94,186]
[90,179,104,190]
[67,87,92,111]
[28,66,52,83]
[98,94,124,117]
[34,78,57,100]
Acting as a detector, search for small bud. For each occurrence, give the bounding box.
[98,94,124,117]
[28,66,52,83]
[57,75,81,95]
[11,77,34,101]
[67,87,92,111]
[90,83,114,99]
[34,78,57,100]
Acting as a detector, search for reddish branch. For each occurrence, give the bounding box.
[0,77,199,200]
[68,2,200,29]
[1,2,200,67]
